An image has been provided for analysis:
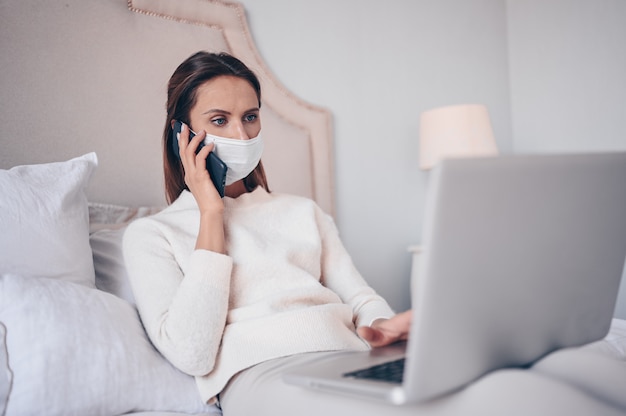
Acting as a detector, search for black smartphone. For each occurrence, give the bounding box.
[171,120,228,197]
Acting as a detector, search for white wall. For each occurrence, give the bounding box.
[238,0,512,312]
[238,0,626,317]
[507,0,626,154]
[506,0,626,317]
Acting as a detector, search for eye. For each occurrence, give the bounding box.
[244,113,258,123]
[212,117,227,126]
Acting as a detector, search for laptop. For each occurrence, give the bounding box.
[283,152,626,405]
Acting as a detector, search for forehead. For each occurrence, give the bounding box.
[193,75,259,110]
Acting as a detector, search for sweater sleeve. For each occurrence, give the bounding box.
[123,217,232,376]
[314,206,395,327]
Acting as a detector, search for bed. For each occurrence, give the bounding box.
[1,0,625,415]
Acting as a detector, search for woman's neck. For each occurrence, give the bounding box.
[224,180,248,198]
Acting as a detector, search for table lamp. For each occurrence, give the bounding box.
[419,104,498,170]
[410,104,499,283]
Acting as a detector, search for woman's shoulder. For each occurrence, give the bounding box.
[125,192,197,235]
[269,191,314,204]
[261,190,335,224]
[230,187,310,207]
[259,189,326,213]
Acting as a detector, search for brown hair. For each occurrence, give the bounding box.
[163,51,270,204]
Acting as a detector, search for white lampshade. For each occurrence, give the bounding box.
[419,104,498,170]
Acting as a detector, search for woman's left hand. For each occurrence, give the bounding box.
[357,310,412,348]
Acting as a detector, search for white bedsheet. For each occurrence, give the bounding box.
[124,319,626,416]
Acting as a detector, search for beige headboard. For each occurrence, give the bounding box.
[0,0,335,216]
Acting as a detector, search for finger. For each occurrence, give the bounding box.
[375,311,412,333]
[195,143,211,173]
[356,326,387,348]
[177,122,191,155]
[203,140,216,153]
[356,326,376,343]
[184,129,205,162]
[389,310,412,328]
[364,311,413,347]
[178,123,198,172]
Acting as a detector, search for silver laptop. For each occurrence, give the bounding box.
[283,152,626,405]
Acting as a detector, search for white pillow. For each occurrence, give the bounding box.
[0,274,220,416]
[88,202,163,305]
[0,153,97,287]
[0,323,10,416]
[88,201,163,232]
[90,227,137,305]
[582,318,626,361]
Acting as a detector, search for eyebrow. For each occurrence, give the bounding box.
[201,107,260,115]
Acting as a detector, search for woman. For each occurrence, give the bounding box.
[123,51,412,414]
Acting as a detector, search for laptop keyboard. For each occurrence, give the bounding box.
[343,358,405,384]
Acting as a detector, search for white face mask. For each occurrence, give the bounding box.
[203,133,264,186]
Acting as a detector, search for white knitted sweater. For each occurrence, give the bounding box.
[123,188,394,403]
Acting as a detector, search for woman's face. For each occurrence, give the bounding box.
[188,75,261,140]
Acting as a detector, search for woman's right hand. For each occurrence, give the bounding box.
[178,122,226,253]
[357,310,412,348]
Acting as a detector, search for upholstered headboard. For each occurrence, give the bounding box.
[0,0,335,215]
